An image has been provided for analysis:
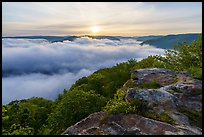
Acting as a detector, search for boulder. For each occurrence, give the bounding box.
[126,68,202,127]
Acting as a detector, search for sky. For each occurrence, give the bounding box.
[2,2,202,36]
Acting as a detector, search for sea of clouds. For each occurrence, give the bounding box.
[2,37,165,104]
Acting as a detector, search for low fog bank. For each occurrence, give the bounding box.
[2,37,165,104]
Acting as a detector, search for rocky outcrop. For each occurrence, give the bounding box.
[62,112,201,135]
[62,68,202,135]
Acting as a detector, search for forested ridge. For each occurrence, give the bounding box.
[2,34,202,135]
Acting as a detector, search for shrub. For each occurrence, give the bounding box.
[103,89,146,115]
[133,55,165,70]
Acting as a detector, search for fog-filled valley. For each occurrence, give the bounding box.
[2,37,165,104]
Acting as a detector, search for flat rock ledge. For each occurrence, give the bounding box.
[61,112,202,135]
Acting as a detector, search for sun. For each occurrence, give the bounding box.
[90,25,100,34]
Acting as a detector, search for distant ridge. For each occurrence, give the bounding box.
[140,33,200,49]
[136,35,164,41]
[3,33,200,49]
[2,36,79,43]
[2,35,122,42]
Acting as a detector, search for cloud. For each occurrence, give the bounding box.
[2,37,164,104]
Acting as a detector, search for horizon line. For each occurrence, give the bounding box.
[2,32,202,38]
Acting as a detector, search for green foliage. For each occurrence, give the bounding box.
[103,89,134,114]
[2,106,9,128]
[37,125,53,135]
[177,106,202,128]
[131,73,138,80]
[69,59,138,99]
[155,34,202,79]
[188,66,202,80]
[123,79,135,91]
[2,124,34,135]
[103,98,136,114]
[133,55,165,69]
[103,89,146,115]
[2,97,54,135]
[46,90,107,135]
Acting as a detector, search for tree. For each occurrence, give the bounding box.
[46,90,107,135]
[155,34,202,79]
[2,97,54,135]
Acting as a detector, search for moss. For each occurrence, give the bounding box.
[177,105,202,128]
[142,111,175,125]
[159,112,175,125]
[137,81,161,89]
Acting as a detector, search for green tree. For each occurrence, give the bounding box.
[2,97,54,135]
[46,90,107,135]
